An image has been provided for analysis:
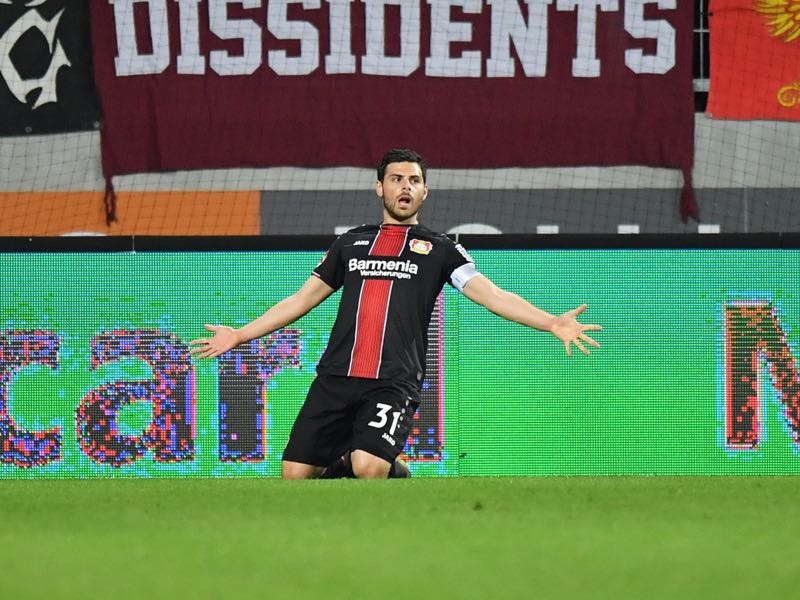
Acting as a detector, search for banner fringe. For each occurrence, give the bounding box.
[104,178,117,226]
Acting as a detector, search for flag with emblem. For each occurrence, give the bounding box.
[707,0,800,120]
[0,0,102,135]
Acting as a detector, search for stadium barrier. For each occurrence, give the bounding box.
[2,233,800,477]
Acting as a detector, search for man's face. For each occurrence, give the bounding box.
[376,161,428,224]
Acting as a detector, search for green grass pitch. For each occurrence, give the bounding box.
[1,477,798,599]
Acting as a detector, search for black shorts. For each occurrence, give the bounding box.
[282,373,421,466]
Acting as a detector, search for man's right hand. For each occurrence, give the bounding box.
[189,324,243,359]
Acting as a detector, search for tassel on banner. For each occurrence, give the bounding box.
[680,165,698,223]
[104,177,117,226]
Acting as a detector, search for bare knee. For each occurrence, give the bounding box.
[282,460,324,480]
[350,450,391,479]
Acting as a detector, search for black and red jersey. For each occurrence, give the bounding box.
[312,223,476,382]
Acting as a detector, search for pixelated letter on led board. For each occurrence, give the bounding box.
[217,331,301,462]
[724,302,800,450]
[0,331,61,467]
[76,330,194,466]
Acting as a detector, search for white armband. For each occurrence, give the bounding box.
[450,263,479,293]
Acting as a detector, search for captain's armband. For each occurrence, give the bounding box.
[450,263,479,293]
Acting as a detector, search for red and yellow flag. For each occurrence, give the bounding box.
[708,0,800,119]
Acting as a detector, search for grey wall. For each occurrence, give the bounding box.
[259,188,800,235]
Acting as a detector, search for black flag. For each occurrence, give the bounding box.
[0,0,102,135]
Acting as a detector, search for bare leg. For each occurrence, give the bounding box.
[322,450,410,479]
[282,460,325,480]
[350,449,392,479]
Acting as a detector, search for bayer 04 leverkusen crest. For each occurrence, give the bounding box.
[409,239,433,256]
[0,0,102,135]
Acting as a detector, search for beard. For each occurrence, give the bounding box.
[382,195,419,223]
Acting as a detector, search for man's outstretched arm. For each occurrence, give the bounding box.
[461,274,601,356]
[190,275,336,359]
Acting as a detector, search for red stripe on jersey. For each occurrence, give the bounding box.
[369,225,408,256]
[348,279,393,378]
[348,226,408,378]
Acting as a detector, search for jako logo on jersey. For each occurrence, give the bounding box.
[348,258,419,279]
[409,239,432,255]
[353,240,370,246]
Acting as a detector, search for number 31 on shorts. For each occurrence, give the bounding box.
[368,403,401,436]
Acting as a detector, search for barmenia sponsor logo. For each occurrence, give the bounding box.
[348,258,419,279]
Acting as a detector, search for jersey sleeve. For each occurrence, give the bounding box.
[312,236,346,290]
[443,238,479,293]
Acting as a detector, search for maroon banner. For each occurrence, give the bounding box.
[90,1,694,179]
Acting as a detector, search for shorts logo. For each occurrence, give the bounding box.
[353,240,370,246]
[382,433,397,446]
[409,239,432,255]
